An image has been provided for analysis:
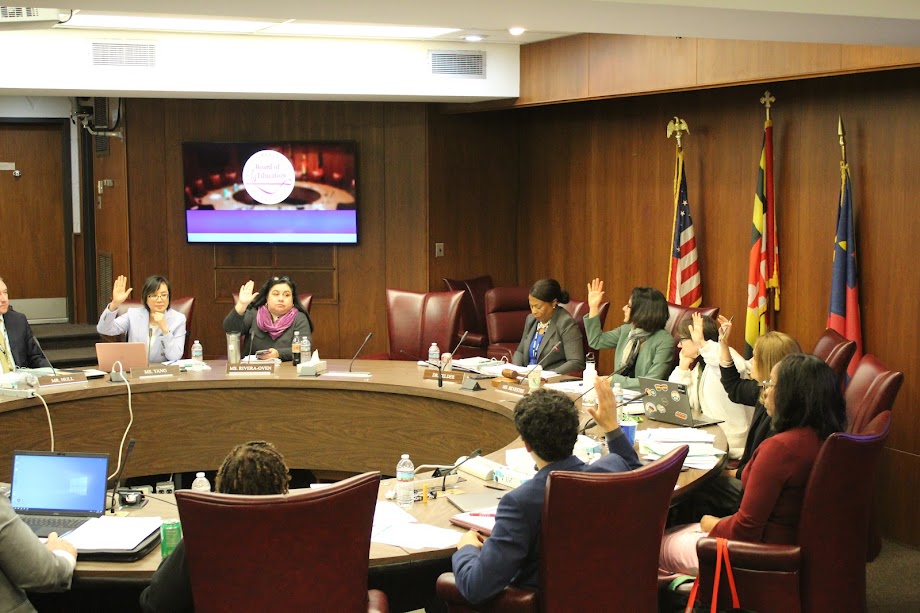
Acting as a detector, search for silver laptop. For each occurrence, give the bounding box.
[10,450,109,537]
[637,377,723,428]
[95,342,148,372]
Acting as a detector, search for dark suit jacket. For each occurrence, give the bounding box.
[1,308,50,369]
[139,539,193,613]
[512,307,585,374]
[452,430,641,604]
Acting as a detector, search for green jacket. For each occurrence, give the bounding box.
[583,316,675,390]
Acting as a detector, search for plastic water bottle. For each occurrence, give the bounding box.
[191,472,210,492]
[582,354,597,407]
[613,382,624,421]
[301,335,311,363]
[427,342,440,368]
[191,340,203,367]
[396,454,415,509]
[292,331,301,366]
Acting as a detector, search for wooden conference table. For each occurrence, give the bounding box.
[0,360,726,580]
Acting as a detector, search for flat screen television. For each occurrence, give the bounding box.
[182,140,357,244]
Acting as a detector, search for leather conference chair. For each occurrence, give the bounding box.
[811,328,857,391]
[175,472,389,613]
[436,446,690,612]
[560,299,609,365]
[484,287,531,362]
[99,296,196,359]
[695,412,891,613]
[375,288,464,360]
[444,275,494,359]
[665,302,719,340]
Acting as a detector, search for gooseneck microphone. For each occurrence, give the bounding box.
[29,337,57,375]
[514,343,560,382]
[349,332,374,372]
[580,389,651,433]
[109,438,137,514]
[399,348,445,387]
[246,322,256,361]
[448,331,469,360]
[436,448,483,491]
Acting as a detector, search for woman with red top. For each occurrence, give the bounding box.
[659,353,844,576]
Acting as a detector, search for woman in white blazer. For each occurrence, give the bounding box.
[97,275,187,363]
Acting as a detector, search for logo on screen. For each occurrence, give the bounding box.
[242,150,296,204]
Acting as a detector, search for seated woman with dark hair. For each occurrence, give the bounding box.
[583,279,674,390]
[140,441,291,613]
[223,276,313,361]
[97,274,187,362]
[511,278,585,375]
[659,354,844,576]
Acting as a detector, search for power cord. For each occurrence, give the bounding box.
[36,392,54,451]
[106,360,135,481]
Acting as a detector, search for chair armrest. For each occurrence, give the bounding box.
[436,572,537,612]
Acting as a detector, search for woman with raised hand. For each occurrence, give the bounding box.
[97,275,187,363]
[511,278,585,375]
[223,276,312,362]
[583,278,674,390]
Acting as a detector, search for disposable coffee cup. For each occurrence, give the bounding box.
[619,420,637,446]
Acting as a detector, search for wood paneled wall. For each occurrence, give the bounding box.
[124,99,429,361]
[428,68,920,544]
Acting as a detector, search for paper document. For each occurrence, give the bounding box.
[449,506,498,535]
[371,522,462,550]
[65,516,162,551]
[373,501,417,527]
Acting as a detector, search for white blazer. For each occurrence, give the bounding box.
[97,305,187,363]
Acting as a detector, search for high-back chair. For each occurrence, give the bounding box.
[811,328,857,391]
[436,446,689,611]
[665,302,719,341]
[383,289,464,360]
[231,293,313,354]
[484,287,531,362]
[175,472,388,613]
[444,275,494,358]
[99,296,196,359]
[695,412,891,613]
[559,299,609,363]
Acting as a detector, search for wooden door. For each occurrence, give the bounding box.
[0,122,70,322]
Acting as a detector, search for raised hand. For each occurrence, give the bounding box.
[689,312,706,348]
[586,374,618,432]
[717,315,733,345]
[586,278,605,316]
[110,275,132,309]
[236,280,259,310]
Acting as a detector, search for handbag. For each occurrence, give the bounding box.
[684,537,753,613]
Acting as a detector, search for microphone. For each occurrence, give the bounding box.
[505,344,560,383]
[447,331,469,360]
[28,337,57,375]
[580,390,652,433]
[147,327,154,365]
[349,332,373,372]
[246,324,256,361]
[399,348,445,387]
[109,438,137,514]
[435,448,483,492]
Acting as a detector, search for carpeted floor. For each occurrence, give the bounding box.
[867,538,920,611]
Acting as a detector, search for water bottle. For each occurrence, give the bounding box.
[396,454,415,509]
[191,471,211,492]
[613,382,624,421]
[301,334,311,364]
[191,340,203,367]
[581,354,597,407]
[292,331,301,366]
[427,342,440,368]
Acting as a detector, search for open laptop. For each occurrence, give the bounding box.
[10,450,109,537]
[95,342,148,372]
[637,377,723,428]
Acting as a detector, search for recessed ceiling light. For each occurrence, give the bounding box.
[57,13,275,34]
[508,27,526,36]
[263,23,459,39]
[464,34,483,42]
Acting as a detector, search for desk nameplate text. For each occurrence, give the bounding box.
[493,380,529,396]
[38,372,88,387]
[227,364,275,375]
[422,369,463,383]
[131,366,181,379]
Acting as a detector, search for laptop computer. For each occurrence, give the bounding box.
[637,377,723,428]
[96,342,148,372]
[10,450,109,537]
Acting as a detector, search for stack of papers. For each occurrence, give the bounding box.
[638,427,725,470]
[65,516,162,552]
[370,501,461,550]
[450,506,498,535]
[451,357,506,373]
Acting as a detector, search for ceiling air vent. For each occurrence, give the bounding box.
[429,50,486,79]
[0,6,62,28]
[92,41,156,67]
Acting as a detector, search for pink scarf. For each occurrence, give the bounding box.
[255,305,297,340]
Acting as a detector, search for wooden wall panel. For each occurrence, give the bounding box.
[696,39,842,85]
[841,45,920,71]
[588,34,697,97]
[878,448,920,546]
[518,34,590,105]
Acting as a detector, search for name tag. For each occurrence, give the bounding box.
[37,372,88,387]
[130,366,181,379]
[494,381,529,396]
[422,368,463,383]
[227,364,275,375]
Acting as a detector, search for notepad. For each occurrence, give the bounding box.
[450,506,498,535]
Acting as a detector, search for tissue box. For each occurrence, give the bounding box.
[493,466,534,488]
[573,434,603,463]
[297,361,327,376]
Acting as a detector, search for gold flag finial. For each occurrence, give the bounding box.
[667,116,689,151]
[760,90,776,121]
[838,116,847,164]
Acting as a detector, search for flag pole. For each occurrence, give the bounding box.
[838,116,847,164]
[761,91,779,323]
[666,117,689,300]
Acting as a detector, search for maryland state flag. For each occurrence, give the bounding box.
[667,148,702,307]
[744,119,780,358]
[828,162,863,378]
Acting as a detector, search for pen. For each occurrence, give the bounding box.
[469,512,496,517]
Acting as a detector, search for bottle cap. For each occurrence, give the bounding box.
[196,472,205,477]
[401,454,409,459]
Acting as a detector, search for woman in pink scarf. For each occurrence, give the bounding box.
[223,276,313,361]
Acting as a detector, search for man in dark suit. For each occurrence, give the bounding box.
[451,380,641,604]
[0,277,50,371]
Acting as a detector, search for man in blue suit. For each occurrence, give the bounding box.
[452,378,640,604]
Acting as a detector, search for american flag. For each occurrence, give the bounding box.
[667,149,702,307]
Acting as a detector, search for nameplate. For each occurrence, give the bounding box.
[226,364,275,375]
[37,372,88,387]
[130,366,180,379]
[494,380,529,396]
[422,369,463,383]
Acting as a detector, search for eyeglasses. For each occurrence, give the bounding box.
[148,293,170,301]
[271,276,291,283]
[761,380,776,389]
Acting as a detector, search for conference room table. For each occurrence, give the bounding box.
[0,359,726,584]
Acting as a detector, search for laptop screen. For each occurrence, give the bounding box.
[10,451,109,516]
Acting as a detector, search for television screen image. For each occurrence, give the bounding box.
[182,140,358,244]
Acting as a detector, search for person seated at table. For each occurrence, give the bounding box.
[511,278,585,375]
[97,275,187,363]
[223,276,313,362]
[139,441,291,613]
[669,313,752,460]
[0,276,51,371]
[451,382,640,605]
[658,354,843,577]
[583,278,674,390]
